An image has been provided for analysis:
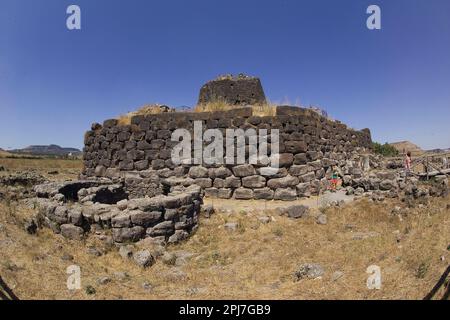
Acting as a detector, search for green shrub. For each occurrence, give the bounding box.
[372,142,399,157]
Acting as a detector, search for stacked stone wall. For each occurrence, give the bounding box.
[82,106,372,200]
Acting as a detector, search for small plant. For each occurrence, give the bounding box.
[272,227,283,238]
[85,285,96,295]
[415,262,429,279]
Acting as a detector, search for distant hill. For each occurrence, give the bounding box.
[389,141,424,156]
[10,145,82,156]
[426,148,450,154]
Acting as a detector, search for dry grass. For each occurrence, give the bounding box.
[194,98,277,117]
[117,104,170,126]
[0,157,82,181]
[0,190,448,299]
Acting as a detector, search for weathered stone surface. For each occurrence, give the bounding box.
[285,141,307,154]
[294,153,308,165]
[267,175,299,189]
[285,205,309,219]
[274,188,297,201]
[146,221,174,237]
[380,179,396,191]
[316,214,327,225]
[111,212,131,228]
[242,175,266,188]
[299,172,316,183]
[194,178,212,188]
[232,164,256,177]
[60,224,84,240]
[129,210,162,227]
[188,166,209,178]
[289,165,310,176]
[127,198,163,212]
[112,226,145,243]
[224,222,239,231]
[201,204,215,218]
[119,245,134,260]
[278,153,294,168]
[133,250,155,268]
[234,188,254,200]
[294,263,324,280]
[209,167,232,179]
[253,187,274,200]
[224,176,242,188]
[198,75,266,106]
[168,230,189,244]
[217,188,233,199]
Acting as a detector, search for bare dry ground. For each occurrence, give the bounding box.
[0,158,449,300]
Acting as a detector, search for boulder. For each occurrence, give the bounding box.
[198,75,266,106]
[295,263,324,280]
[168,230,189,244]
[133,250,155,268]
[285,205,309,219]
[60,224,84,240]
[316,214,327,225]
[119,245,134,260]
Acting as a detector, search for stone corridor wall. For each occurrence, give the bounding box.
[82,106,372,201]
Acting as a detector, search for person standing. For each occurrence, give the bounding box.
[404,151,412,176]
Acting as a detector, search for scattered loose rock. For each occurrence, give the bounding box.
[201,204,215,218]
[60,224,84,240]
[285,205,309,219]
[97,276,112,285]
[258,216,271,224]
[224,222,239,231]
[316,214,327,225]
[133,250,155,268]
[295,263,325,280]
[119,245,134,260]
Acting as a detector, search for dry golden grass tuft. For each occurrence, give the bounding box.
[1,186,449,299]
[194,98,277,117]
[117,104,170,126]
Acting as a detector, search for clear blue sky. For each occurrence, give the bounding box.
[1,0,449,150]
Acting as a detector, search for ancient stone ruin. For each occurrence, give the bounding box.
[82,106,372,201]
[33,180,203,244]
[26,75,448,246]
[198,74,267,106]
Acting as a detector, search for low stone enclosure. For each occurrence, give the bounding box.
[32,180,203,244]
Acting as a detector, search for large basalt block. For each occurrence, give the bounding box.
[198,75,266,106]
